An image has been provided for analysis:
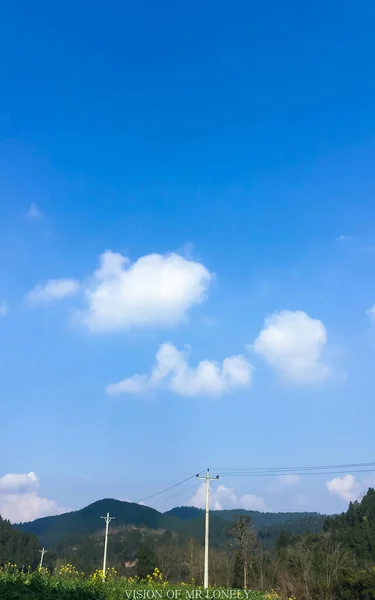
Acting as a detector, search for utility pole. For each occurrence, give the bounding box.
[101,512,115,581]
[39,547,47,569]
[196,469,219,589]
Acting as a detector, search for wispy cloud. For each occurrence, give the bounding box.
[190,483,268,511]
[0,302,8,317]
[26,279,81,305]
[27,203,42,219]
[278,474,300,485]
[366,305,375,322]
[335,235,351,242]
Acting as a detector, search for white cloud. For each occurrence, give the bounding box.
[278,474,300,485]
[0,472,65,523]
[26,279,81,305]
[26,250,213,331]
[335,235,351,242]
[27,203,42,219]
[190,484,267,511]
[0,472,38,494]
[253,310,330,383]
[366,305,375,322]
[240,494,268,511]
[79,250,212,332]
[0,493,63,523]
[326,475,362,503]
[0,302,8,317]
[106,342,252,398]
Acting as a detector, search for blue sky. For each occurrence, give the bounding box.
[1,0,375,522]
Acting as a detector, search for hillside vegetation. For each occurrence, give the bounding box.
[0,515,41,569]
[4,490,375,597]
[17,499,325,549]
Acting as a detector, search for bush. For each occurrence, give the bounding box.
[335,567,375,600]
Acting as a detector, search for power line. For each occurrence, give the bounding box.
[139,471,205,504]
[211,461,375,473]
[163,483,201,502]
[214,469,375,477]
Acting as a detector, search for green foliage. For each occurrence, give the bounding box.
[335,567,375,599]
[16,500,326,551]
[0,515,40,569]
[275,529,293,551]
[11,492,375,598]
[0,564,268,600]
[136,541,157,579]
[164,507,203,521]
[16,499,185,548]
[325,488,375,564]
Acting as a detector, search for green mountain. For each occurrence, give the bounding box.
[16,498,326,550]
[165,507,203,520]
[17,499,186,547]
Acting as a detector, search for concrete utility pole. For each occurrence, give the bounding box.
[39,547,47,568]
[196,469,219,589]
[101,512,115,581]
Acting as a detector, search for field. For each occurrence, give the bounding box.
[0,564,283,600]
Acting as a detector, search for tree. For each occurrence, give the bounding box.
[315,539,353,600]
[0,514,40,568]
[229,516,257,589]
[232,552,244,588]
[136,540,157,579]
[285,538,314,600]
[276,529,293,552]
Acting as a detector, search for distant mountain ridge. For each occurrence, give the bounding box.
[15,499,326,548]
[166,506,324,526]
[17,499,185,547]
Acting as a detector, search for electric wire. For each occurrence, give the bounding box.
[211,461,375,474]
[208,461,375,479]
[138,462,375,506]
[163,483,201,502]
[212,468,375,477]
[138,471,205,504]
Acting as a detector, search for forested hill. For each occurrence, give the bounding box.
[15,498,326,548]
[165,506,326,548]
[5,490,375,596]
[0,514,42,568]
[324,487,375,561]
[17,499,186,547]
[166,506,325,529]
